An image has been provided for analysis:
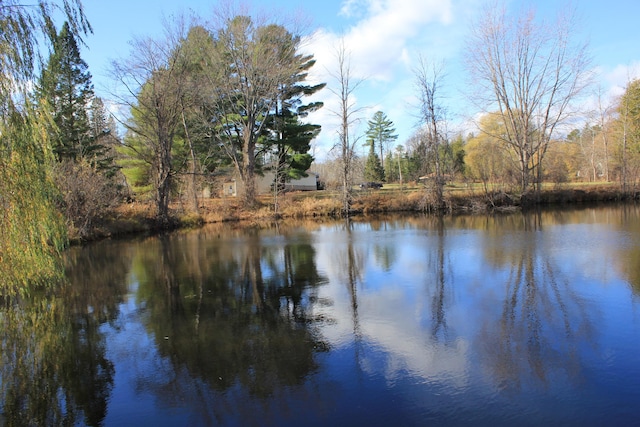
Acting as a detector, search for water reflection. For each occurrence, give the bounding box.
[428,216,449,342]
[0,240,130,426]
[2,206,640,425]
[472,211,596,391]
[137,230,326,383]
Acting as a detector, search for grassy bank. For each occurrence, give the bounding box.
[74,182,634,243]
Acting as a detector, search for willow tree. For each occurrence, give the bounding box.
[465,113,514,192]
[0,0,90,294]
[465,2,591,194]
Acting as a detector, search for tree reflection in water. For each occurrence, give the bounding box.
[127,225,330,422]
[474,211,597,390]
[344,219,365,367]
[0,240,130,426]
[3,207,640,425]
[429,216,450,343]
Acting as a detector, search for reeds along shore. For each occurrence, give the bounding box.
[71,184,635,244]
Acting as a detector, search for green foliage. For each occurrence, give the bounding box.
[0,1,91,100]
[265,33,324,186]
[0,1,90,294]
[383,146,409,183]
[449,134,466,176]
[619,79,640,150]
[268,113,321,187]
[365,111,397,170]
[210,17,323,205]
[364,139,385,182]
[88,97,121,176]
[172,25,226,179]
[123,65,186,222]
[113,17,323,212]
[36,22,94,161]
[118,118,156,199]
[0,104,67,295]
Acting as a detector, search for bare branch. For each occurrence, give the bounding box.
[465,1,592,192]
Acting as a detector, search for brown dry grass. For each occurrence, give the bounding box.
[79,183,631,243]
[352,191,423,213]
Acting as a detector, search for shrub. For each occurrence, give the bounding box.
[53,160,124,240]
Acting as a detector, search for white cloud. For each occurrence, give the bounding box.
[604,62,640,98]
[574,62,640,125]
[311,235,472,384]
[301,0,475,159]
[340,0,453,81]
[339,0,372,18]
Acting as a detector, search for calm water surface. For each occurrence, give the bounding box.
[2,204,640,426]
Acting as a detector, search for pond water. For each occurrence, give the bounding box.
[2,204,640,426]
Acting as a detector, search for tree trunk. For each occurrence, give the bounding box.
[242,131,257,207]
[156,130,172,224]
[181,110,199,213]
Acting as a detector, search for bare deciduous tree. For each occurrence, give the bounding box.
[414,57,448,210]
[465,2,591,194]
[328,41,363,215]
[110,17,191,224]
[594,87,613,183]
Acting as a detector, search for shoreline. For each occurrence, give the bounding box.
[71,184,637,244]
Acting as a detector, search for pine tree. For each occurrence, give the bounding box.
[36,21,96,163]
[253,29,323,212]
[363,138,385,182]
[267,40,325,192]
[365,111,398,170]
[88,97,120,176]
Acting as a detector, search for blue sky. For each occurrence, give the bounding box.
[80,0,640,160]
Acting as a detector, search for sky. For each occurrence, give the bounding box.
[79,0,640,160]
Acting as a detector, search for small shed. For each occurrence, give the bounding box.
[222,171,320,197]
[284,172,319,191]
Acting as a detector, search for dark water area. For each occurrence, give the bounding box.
[3,204,640,426]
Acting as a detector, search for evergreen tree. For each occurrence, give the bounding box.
[172,26,225,212]
[207,17,322,207]
[36,25,122,239]
[449,134,466,177]
[384,151,396,182]
[266,29,325,193]
[365,111,398,170]
[384,145,408,184]
[273,114,320,182]
[363,138,385,182]
[88,96,120,176]
[36,21,97,163]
